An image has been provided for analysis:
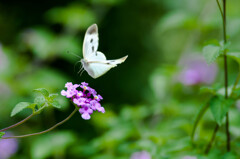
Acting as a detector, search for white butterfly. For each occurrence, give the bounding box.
[80,24,128,79]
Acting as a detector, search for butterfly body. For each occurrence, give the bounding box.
[81,24,128,78]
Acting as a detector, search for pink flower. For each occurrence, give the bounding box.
[61,82,79,98]
[79,106,93,120]
[178,54,218,86]
[90,100,105,113]
[61,82,105,120]
[130,151,151,159]
[0,132,18,159]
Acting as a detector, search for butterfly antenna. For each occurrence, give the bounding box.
[74,61,82,72]
[77,63,85,74]
[80,68,85,76]
[77,65,83,74]
[67,51,81,58]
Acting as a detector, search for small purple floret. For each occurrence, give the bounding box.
[130,151,151,159]
[0,132,18,159]
[79,106,93,120]
[61,82,104,120]
[178,54,218,86]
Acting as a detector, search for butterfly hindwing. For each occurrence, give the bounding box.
[83,52,127,78]
[85,62,114,78]
[83,24,99,59]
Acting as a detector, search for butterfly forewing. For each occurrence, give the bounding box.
[87,51,106,61]
[83,24,99,59]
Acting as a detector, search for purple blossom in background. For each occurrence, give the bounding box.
[178,54,218,86]
[130,151,151,159]
[61,82,104,120]
[0,132,18,159]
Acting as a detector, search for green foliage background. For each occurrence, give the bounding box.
[1,0,240,158]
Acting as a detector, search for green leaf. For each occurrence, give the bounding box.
[0,132,5,139]
[11,102,31,117]
[50,100,61,109]
[220,41,231,50]
[34,88,49,97]
[191,102,210,142]
[232,87,240,98]
[216,85,233,97]
[227,52,240,64]
[210,96,234,126]
[34,96,46,108]
[203,45,222,64]
[199,86,217,95]
[49,93,58,99]
[48,93,59,103]
[28,103,37,110]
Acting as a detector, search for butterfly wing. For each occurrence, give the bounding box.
[81,23,128,78]
[83,24,99,59]
[82,52,128,78]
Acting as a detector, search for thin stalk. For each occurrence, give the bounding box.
[0,114,34,132]
[205,124,219,154]
[216,0,224,19]
[191,103,210,142]
[205,72,240,153]
[230,70,240,96]
[206,0,231,153]
[222,0,231,152]
[0,106,46,132]
[2,108,78,139]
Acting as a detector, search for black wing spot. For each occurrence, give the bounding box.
[90,39,93,43]
[107,62,110,65]
[92,46,94,52]
[88,26,97,34]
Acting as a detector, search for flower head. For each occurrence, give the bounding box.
[178,54,218,86]
[90,100,105,113]
[79,106,93,120]
[94,94,103,101]
[0,132,18,159]
[88,88,97,96]
[73,97,86,106]
[61,82,79,98]
[81,82,88,86]
[61,82,104,120]
[130,151,151,159]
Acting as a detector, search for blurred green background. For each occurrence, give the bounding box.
[1,0,240,158]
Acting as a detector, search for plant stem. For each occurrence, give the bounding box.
[191,102,210,142]
[222,0,231,152]
[2,108,78,139]
[0,114,34,132]
[0,105,47,132]
[216,0,224,19]
[205,71,240,153]
[205,124,219,154]
[206,0,230,153]
[230,70,240,96]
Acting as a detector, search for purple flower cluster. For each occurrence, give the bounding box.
[178,54,218,86]
[61,82,105,120]
[0,132,18,159]
[130,151,151,159]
